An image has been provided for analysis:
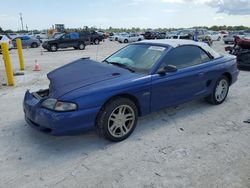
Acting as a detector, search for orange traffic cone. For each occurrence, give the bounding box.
[33,60,41,71]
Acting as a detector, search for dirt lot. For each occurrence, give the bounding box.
[0,40,249,188]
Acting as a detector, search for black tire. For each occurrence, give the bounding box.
[124,39,128,43]
[50,44,58,52]
[115,37,118,41]
[96,97,138,142]
[138,38,142,41]
[94,39,100,45]
[31,42,38,48]
[78,43,85,50]
[205,75,229,105]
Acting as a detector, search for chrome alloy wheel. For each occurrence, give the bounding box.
[108,105,135,138]
[215,79,228,102]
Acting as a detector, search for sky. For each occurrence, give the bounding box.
[0,0,250,30]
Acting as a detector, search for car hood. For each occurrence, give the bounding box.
[48,58,131,98]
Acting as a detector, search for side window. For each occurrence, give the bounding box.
[70,33,79,39]
[62,34,70,39]
[200,49,211,62]
[162,46,210,69]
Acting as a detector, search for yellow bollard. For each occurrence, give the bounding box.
[1,43,14,86]
[16,38,25,70]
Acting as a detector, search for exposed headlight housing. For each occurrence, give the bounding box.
[42,98,77,112]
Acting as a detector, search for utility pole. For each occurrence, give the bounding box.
[19,13,24,30]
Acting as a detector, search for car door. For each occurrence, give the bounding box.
[151,45,212,111]
[59,34,72,48]
[21,36,29,47]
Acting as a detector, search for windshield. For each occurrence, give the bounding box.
[54,33,64,39]
[106,44,167,72]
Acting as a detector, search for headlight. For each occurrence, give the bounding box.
[42,98,77,112]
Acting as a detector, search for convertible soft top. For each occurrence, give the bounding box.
[137,39,221,59]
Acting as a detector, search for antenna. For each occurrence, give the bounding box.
[19,13,24,30]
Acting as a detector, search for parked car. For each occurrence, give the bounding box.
[170,30,194,39]
[118,33,144,43]
[223,31,245,44]
[144,31,158,39]
[171,29,213,46]
[109,33,119,41]
[165,31,179,39]
[0,34,13,52]
[7,33,19,39]
[225,36,250,70]
[35,32,48,40]
[12,36,41,48]
[23,39,239,141]
[208,31,221,41]
[42,32,90,52]
[88,31,104,45]
[156,32,166,39]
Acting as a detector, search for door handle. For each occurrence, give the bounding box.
[198,72,204,77]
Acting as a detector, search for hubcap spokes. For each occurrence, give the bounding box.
[108,105,135,138]
[215,79,228,102]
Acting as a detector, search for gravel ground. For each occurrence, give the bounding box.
[0,40,249,188]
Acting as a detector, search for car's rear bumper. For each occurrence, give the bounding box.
[23,90,100,135]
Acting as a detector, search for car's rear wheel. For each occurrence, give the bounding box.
[124,39,128,43]
[206,75,229,105]
[78,43,85,50]
[31,42,38,48]
[138,38,142,41]
[94,39,100,45]
[50,44,58,52]
[96,97,138,142]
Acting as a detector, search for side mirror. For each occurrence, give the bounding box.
[157,65,177,75]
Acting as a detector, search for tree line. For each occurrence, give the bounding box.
[1,25,249,34]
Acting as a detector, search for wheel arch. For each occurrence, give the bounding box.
[222,72,232,85]
[100,93,142,116]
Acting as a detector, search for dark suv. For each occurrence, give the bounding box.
[88,31,104,44]
[42,32,90,52]
[144,31,157,39]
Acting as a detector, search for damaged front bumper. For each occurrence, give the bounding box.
[23,90,100,135]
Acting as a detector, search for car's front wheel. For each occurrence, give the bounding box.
[206,75,229,105]
[96,97,138,142]
[31,42,38,48]
[78,43,85,50]
[50,44,58,52]
[94,39,100,45]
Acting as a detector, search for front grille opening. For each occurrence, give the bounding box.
[33,89,49,99]
[42,128,52,133]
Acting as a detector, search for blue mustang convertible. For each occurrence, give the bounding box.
[23,40,239,141]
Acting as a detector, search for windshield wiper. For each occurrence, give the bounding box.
[109,62,135,72]
[104,60,135,72]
